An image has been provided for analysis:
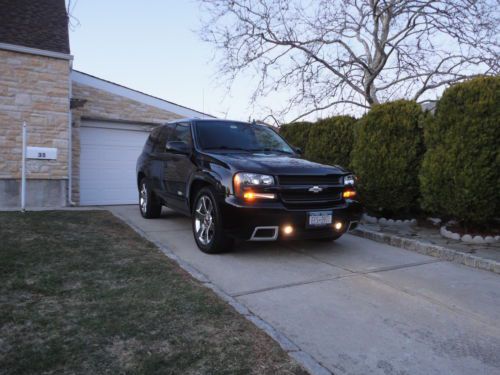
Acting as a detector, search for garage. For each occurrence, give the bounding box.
[79,121,153,205]
[71,70,213,206]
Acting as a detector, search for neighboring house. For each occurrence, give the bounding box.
[0,0,212,208]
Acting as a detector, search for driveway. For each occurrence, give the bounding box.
[109,205,500,375]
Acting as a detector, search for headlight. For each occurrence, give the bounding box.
[235,173,274,186]
[233,172,276,200]
[343,174,356,186]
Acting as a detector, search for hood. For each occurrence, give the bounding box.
[205,151,348,175]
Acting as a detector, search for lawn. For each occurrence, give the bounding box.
[0,210,306,374]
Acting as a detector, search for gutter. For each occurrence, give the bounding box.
[0,42,72,60]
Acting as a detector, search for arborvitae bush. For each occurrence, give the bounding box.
[351,100,424,216]
[419,76,500,227]
[279,122,311,152]
[305,116,356,167]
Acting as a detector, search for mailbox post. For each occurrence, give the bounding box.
[20,122,58,211]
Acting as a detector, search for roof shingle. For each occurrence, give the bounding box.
[0,0,70,54]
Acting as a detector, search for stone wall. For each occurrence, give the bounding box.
[70,82,183,204]
[0,49,70,179]
[69,103,84,205]
[0,49,70,207]
[71,82,183,124]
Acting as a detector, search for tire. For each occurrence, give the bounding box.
[139,178,162,219]
[192,187,234,253]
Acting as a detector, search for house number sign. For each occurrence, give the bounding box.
[26,146,57,160]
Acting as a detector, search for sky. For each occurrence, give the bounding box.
[68,1,489,124]
[68,0,283,122]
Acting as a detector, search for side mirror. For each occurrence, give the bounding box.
[294,147,303,155]
[166,141,190,154]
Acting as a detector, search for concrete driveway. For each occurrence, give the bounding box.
[109,205,500,375]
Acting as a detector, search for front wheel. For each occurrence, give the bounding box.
[192,187,234,253]
[139,178,162,218]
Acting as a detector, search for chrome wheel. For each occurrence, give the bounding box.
[140,183,147,214]
[194,195,215,245]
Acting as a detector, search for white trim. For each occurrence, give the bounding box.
[67,59,76,206]
[0,42,72,60]
[71,71,214,119]
[81,119,156,132]
[250,226,279,241]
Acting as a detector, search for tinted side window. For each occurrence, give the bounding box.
[153,124,174,152]
[171,123,192,145]
[143,135,153,152]
[144,126,162,152]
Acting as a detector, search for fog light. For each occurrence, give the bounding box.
[283,225,293,235]
[334,221,343,231]
[243,192,276,201]
[342,190,356,199]
[243,192,255,200]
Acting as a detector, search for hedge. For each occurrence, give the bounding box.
[305,116,356,167]
[279,122,312,152]
[351,100,424,216]
[419,76,500,226]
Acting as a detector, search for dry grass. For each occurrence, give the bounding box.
[0,210,307,375]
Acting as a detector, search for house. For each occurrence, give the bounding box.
[0,0,212,208]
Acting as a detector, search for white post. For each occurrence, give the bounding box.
[21,122,27,212]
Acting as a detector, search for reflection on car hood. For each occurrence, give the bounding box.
[205,151,348,175]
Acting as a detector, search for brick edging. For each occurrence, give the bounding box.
[351,227,500,275]
[109,210,332,375]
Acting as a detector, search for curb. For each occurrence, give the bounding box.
[362,213,416,226]
[440,225,500,244]
[352,226,500,275]
[109,210,333,375]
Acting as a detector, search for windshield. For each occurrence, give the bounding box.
[194,121,294,154]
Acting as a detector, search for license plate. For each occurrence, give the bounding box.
[307,211,333,227]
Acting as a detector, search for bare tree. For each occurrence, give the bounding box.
[198,0,499,121]
[66,0,81,30]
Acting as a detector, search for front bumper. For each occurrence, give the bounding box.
[220,196,363,241]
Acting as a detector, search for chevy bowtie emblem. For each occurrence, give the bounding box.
[308,186,323,193]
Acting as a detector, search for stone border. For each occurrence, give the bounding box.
[109,210,332,375]
[352,226,500,275]
[362,213,416,226]
[440,226,500,244]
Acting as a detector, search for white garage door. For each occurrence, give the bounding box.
[80,122,151,205]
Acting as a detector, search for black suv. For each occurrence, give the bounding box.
[136,119,362,253]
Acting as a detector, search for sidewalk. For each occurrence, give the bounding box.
[353,222,500,274]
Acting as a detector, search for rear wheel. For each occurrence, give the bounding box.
[139,178,162,218]
[192,187,234,253]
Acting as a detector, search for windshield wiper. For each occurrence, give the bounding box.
[204,146,293,154]
[203,146,253,152]
[250,148,294,154]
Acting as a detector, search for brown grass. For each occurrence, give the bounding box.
[0,210,307,375]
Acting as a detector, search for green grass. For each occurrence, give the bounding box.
[0,211,306,375]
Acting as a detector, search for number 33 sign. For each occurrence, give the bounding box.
[26,146,57,160]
